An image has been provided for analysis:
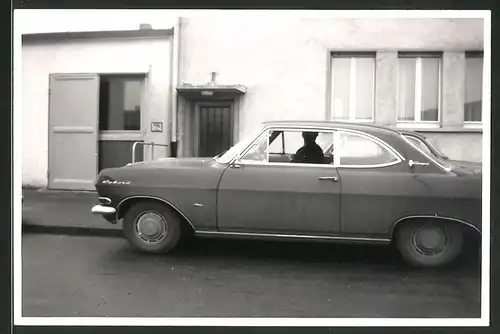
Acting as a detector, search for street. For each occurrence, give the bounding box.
[22,232,481,318]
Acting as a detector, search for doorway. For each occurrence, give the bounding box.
[97,74,147,171]
[196,102,234,157]
[47,73,148,191]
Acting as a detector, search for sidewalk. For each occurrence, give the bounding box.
[22,188,122,237]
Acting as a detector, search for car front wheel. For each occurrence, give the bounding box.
[395,220,464,268]
[123,201,182,254]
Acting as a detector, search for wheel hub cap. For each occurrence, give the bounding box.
[136,212,168,243]
[413,225,448,255]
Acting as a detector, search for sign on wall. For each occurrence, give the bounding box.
[151,121,163,132]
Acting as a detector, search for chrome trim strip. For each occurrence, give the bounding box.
[91,204,116,215]
[337,161,402,169]
[195,230,390,243]
[237,160,402,170]
[116,195,196,230]
[391,215,481,237]
[98,197,112,205]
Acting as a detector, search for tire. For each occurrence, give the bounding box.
[395,220,464,268]
[123,201,182,254]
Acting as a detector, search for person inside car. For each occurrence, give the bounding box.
[292,132,325,164]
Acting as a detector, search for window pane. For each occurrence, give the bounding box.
[331,58,351,120]
[339,132,398,166]
[421,58,440,121]
[465,57,483,122]
[316,132,335,153]
[98,140,143,171]
[354,58,375,120]
[268,131,284,154]
[99,76,143,131]
[288,131,333,165]
[397,58,416,121]
[241,133,268,162]
[404,136,432,156]
[283,131,304,155]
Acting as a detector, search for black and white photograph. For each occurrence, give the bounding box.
[14,9,490,327]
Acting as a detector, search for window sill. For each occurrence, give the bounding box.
[463,122,483,130]
[332,119,374,123]
[395,122,482,133]
[412,128,482,134]
[396,122,440,129]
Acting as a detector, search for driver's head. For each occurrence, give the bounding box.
[302,132,318,143]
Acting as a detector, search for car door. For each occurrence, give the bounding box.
[216,128,342,236]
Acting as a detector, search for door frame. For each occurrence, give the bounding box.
[97,73,149,168]
[193,100,235,157]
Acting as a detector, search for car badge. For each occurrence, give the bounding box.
[102,180,131,185]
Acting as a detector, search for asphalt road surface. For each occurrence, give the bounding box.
[22,233,481,318]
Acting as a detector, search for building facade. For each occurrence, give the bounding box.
[22,29,174,190]
[21,17,485,190]
[176,17,484,162]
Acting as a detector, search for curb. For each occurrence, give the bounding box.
[22,223,123,238]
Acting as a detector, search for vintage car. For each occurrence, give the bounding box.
[91,121,482,268]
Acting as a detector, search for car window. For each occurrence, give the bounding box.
[240,132,268,162]
[216,125,264,163]
[269,131,305,155]
[316,133,335,153]
[404,135,433,156]
[241,129,335,165]
[338,132,399,166]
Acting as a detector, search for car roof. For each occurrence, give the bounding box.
[261,120,404,136]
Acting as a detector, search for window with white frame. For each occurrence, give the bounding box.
[330,53,375,122]
[464,51,483,123]
[397,53,441,125]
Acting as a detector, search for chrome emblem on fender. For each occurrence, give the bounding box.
[102,180,131,185]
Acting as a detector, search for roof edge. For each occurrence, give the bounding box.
[261,120,404,134]
[22,28,174,43]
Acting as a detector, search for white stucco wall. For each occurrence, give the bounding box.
[179,17,484,161]
[22,36,172,187]
[424,132,483,163]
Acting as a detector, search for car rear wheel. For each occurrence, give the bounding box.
[123,201,182,254]
[395,220,464,267]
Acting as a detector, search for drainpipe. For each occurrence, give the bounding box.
[169,17,181,157]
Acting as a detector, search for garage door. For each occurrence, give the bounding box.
[48,74,99,191]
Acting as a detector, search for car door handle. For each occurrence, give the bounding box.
[318,176,338,182]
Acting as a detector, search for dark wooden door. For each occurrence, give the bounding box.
[199,105,233,157]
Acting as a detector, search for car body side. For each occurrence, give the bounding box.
[94,123,482,242]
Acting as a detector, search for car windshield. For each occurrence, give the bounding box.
[214,126,265,164]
